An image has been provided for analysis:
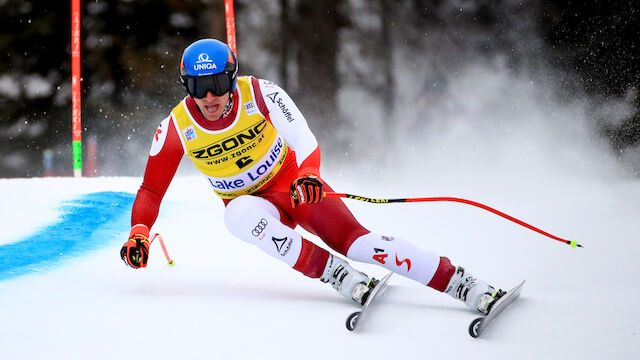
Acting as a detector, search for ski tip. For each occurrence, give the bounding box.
[346,311,361,331]
[469,317,483,338]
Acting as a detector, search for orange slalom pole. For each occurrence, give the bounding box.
[324,192,582,249]
[71,0,82,177]
[150,233,175,265]
[224,0,237,56]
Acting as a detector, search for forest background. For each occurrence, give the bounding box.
[0,0,638,177]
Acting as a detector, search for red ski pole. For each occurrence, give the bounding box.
[150,233,175,265]
[324,192,582,249]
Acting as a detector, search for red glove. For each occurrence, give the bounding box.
[290,175,324,208]
[120,224,150,269]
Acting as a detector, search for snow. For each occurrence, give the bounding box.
[1,159,639,359]
[0,74,20,99]
[24,74,54,99]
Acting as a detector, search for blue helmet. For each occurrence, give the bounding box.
[179,39,238,98]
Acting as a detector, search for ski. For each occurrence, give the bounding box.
[468,280,525,338]
[345,272,393,331]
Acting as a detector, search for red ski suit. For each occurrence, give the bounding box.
[131,76,454,290]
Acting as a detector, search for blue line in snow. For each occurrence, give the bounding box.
[0,191,135,281]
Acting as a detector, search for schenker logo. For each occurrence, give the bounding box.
[191,120,268,159]
[194,53,217,71]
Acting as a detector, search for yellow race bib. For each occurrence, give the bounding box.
[171,76,288,198]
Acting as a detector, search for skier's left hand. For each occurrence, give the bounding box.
[290,175,324,207]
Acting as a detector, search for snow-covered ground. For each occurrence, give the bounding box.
[1,156,638,359]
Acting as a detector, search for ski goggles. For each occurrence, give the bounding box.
[182,72,234,98]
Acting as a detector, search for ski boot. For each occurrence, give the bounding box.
[320,255,378,305]
[445,266,505,315]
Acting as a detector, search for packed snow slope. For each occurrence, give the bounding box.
[0,167,638,359]
[2,65,639,359]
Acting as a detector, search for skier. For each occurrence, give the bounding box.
[120,38,504,315]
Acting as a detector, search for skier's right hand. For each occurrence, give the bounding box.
[120,224,150,269]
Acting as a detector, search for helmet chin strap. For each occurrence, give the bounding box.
[221,92,234,119]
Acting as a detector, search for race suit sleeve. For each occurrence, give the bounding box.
[131,116,184,228]
[252,77,321,177]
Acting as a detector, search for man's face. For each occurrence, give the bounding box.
[193,91,230,121]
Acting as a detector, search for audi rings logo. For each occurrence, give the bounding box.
[252,218,268,237]
[197,53,212,63]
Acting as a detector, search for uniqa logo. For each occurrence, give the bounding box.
[196,53,212,63]
[194,53,217,71]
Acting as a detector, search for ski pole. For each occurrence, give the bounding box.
[324,192,582,249]
[150,233,176,265]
